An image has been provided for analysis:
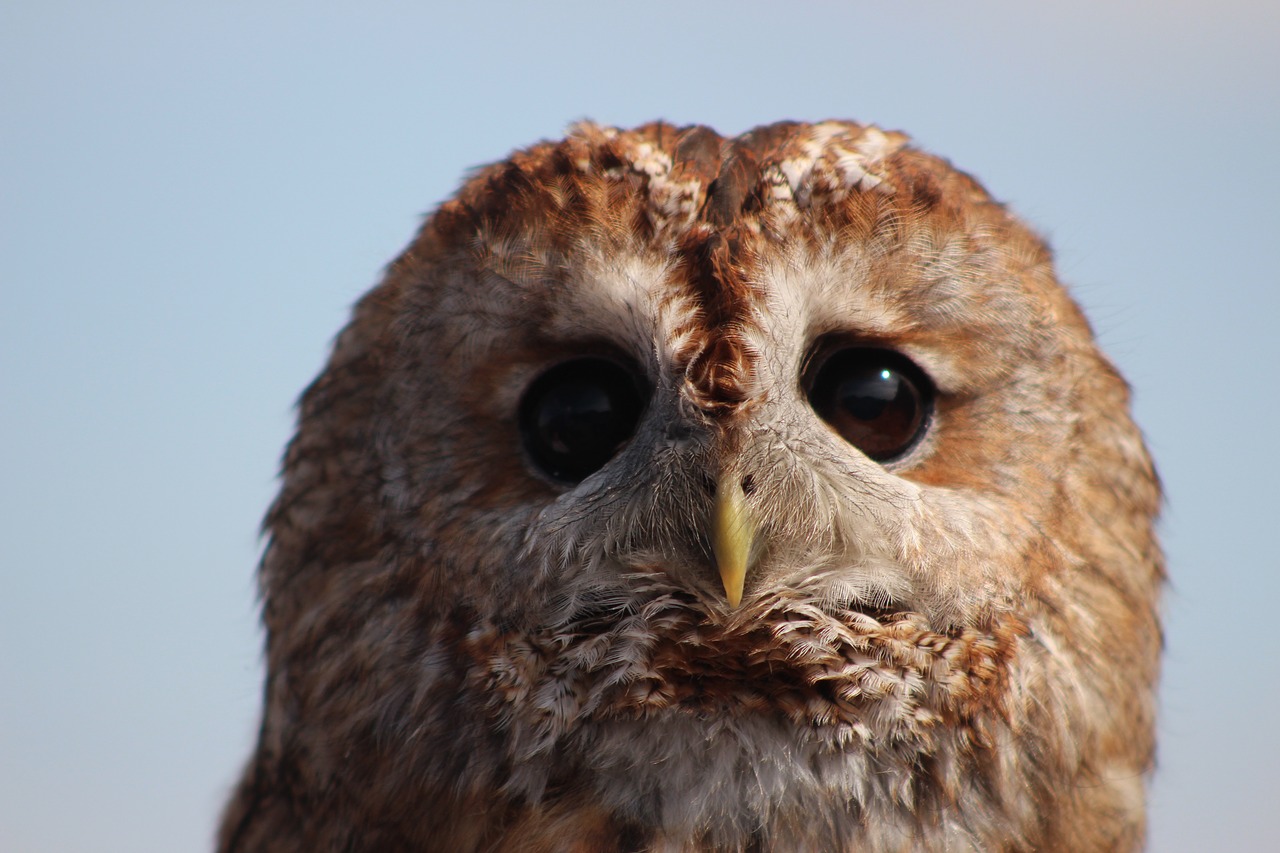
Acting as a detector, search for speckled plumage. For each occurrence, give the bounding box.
[219,120,1163,852]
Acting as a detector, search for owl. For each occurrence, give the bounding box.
[218,121,1163,852]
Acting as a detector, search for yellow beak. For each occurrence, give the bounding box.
[711,474,756,608]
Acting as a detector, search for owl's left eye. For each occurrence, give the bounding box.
[519,358,647,483]
[804,346,933,463]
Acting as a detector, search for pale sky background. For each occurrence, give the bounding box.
[2,2,1277,851]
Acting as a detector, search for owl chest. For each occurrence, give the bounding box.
[475,708,1003,852]
[458,635,1014,852]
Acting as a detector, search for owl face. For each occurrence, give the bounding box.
[225,122,1163,852]
[383,122,1131,633]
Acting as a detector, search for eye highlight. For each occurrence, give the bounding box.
[804,347,933,462]
[519,358,647,483]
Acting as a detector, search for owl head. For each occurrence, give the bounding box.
[222,121,1163,852]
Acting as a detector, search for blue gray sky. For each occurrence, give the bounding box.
[3,2,1277,850]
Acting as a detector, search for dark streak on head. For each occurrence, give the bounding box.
[676,227,756,417]
[667,124,810,418]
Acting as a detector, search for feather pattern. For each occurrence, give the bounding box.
[219,120,1162,852]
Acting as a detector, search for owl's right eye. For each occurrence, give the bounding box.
[519,358,647,483]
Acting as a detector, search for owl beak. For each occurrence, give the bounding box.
[712,474,756,608]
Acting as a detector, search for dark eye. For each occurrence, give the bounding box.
[519,358,647,483]
[805,347,932,462]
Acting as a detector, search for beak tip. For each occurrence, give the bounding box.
[717,559,748,609]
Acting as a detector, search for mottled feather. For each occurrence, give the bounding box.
[220,120,1162,852]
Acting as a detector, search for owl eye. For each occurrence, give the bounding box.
[805,347,933,462]
[519,358,647,483]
